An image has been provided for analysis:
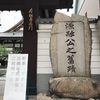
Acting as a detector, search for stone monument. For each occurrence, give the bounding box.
[49,12,100,99]
[50,12,92,77]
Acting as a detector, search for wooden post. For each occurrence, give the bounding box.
[23,0,39,95]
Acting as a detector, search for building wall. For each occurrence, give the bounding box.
[76,0,100,18]
[90,22,100,80]
[37,24,53,93]
[37,22,100,92]
[37,24,53,75]
[75,0,85,14]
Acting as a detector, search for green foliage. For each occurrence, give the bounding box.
[0,45,10,66]
[0,69,6,77]
[0,44,19,67]
[0,71,6,77]
[0,45,11,57]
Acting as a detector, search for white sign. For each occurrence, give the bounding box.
[3,54,28,100]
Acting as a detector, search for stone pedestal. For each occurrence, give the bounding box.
[49,77,100,99]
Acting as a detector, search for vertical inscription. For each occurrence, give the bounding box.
[65,22,76,73]
[58,21,85,76]
[28,8,33,31]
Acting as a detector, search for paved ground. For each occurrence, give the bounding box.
[0,68,36,100]
[0,77,36,100]
[0,77,6,100]
[0,96,36,100]
[0,77,5,96]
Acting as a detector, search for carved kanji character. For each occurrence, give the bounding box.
[66,47,76,54]
[67,65,76,73]
[67,54,74,64]
[65,22,74,29]
[65,31,75,37]
[65,39,75,46]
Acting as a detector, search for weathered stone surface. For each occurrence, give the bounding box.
[37,93,52,100]
[53,98,78,100]
[97,19,100,36]
[50,12,92,77]
[51,94,81,100]
[57,22,85,76]
[49,77,100,99]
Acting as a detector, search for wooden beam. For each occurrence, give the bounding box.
[23,0,39,95]
[0,0,73,10]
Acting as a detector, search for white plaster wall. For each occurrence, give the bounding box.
[37,24,53,74]
[78,0,100,18]
[76,0,85,14]
[90,23,100,74]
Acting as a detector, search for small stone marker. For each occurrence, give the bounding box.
[3,54,28,100]
[50,12,92,77]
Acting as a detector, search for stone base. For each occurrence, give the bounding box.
[37,93,51,100]
[49,77,100,99]
[36,93,99,100]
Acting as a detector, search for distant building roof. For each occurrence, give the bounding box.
[5,19,23,32]
[0,32,23,38]
[0,17,54,38]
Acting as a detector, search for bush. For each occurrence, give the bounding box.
[0,45,13,67]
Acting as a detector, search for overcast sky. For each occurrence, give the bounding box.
[0,11,22,32]
[0,8,75,32]
[0,0,76,32]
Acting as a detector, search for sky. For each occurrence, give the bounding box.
[0,9,74,32]
[0,11,22,32]
[0,1,75,32]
